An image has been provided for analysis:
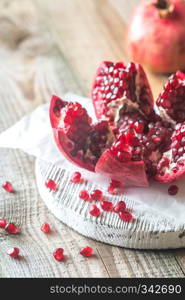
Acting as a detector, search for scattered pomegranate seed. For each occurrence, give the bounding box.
[2,181,14,193]
[119,211,133,222]
[0,217,7,228]
[101,201,113,211]
[79,190,90,201]
[168,185,179,196]
[7,247,20,258]
[90,189,103,201]
[53,248,64,261]
[108,180,122,195]
[89,204,101,217]
[80,247,93,257]
[114,201,126,213]
[41,223,51,233]
[70,172,82,183]
[5,223,20,234]
[45,179,58,191]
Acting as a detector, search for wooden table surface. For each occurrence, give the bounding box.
[0,0,185,278]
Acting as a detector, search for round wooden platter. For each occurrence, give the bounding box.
[35,159,185,250]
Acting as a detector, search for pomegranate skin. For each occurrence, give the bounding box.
[128,0,185,73]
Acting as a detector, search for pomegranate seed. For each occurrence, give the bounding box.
[70,172,82,183]
[53,248,64,261]
[7,247,20,258]
[89,205,101,217]
[168,185,179,196]
[41,223,51,233]
[5,223,20,234]
[45,179,58,191]
[114,201,126,213]
[108,180,122,195]
[80,247,93,257]
[101,201,113,211]
[0,217,7,228]
[2,182,14,193]
[79,190,90,201]
[119,211,133,222]
[90,189,103,201]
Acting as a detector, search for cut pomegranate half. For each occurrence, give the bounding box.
[155,122,185,183]
[50,95,114,172]
[92,61,154,126]
[156,71,185,124]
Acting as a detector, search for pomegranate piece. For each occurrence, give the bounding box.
[70,171,82,183]
[2,181,14,193]
[79,190,90,201]
[80,247,93,257]
[53,248,64,261]
[92,61,154,123]
[156,71,185,124]
[5,223,20,234]
[95,149,149,187]
[90,189,103,201]
[119,211,133,222]
[100,201,113,211]
[89,205,101,217]
[0,217,7,228]
[128,0,185,73]
[114,201,126,213]
[156,122,185,183]
[50,95,114,172]
[7,247,20,258]
[45,179,58,191]
[41,223,51,233]
[168,185,179,196]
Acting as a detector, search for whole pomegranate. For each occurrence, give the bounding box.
[128,0,185,73]
[50,61,185,187]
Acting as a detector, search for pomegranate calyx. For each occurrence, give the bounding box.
[153,0,174,18]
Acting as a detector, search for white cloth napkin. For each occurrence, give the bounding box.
[0,93,185,224]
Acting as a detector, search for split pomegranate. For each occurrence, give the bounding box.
[156,71,185,124]
[92,61,154,124]
[50,95,114,172]
[128,0,185,73]
[50,61,185,187]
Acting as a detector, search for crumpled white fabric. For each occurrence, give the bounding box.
[0,93,185,224]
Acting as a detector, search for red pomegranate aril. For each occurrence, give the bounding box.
[119,211,133,222]
[45,179,58,191]
[53,248,64,261]
[79,190,90,201]
[114,201,126,213]
[90,189,103,201]
[41,223,51,233]
[5,223,20,234]
[0,217,6,228]
[2,182,14,193]
[70,172,82,183]
[89,205,101,217]
[100,201,113,211]
[7,247,20,258]
[80,247,93,257]
[168,185,179,196]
